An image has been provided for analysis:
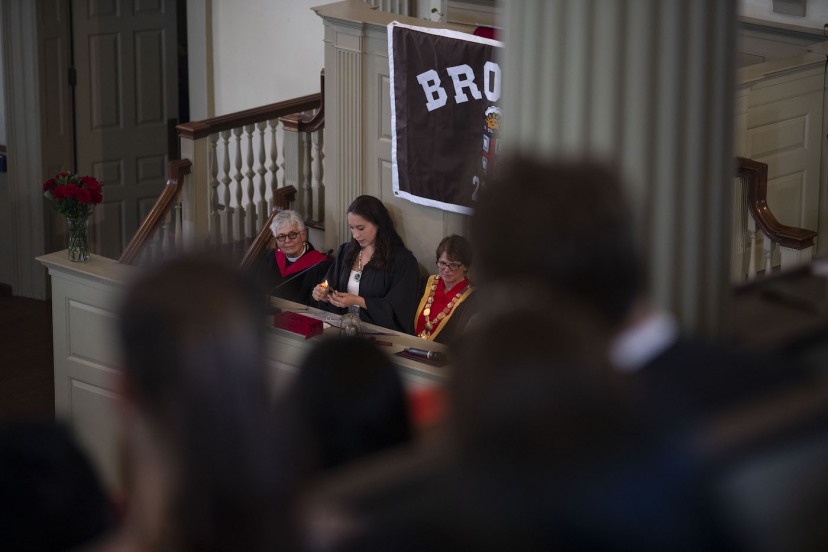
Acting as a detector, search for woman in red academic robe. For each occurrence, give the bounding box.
[414,235,476,344]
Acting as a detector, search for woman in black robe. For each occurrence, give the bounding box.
[311,195,420,334]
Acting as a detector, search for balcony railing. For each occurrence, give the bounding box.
[732,157,817,281]
[120,73,325,265]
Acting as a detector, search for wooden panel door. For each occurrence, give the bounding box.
[72,0,178,259]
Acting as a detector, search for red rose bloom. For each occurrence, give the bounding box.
[43,171,104,218]
[81,176,101,192]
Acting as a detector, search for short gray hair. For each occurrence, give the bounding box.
[270,210,305,236]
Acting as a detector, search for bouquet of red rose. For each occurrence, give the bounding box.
[42,172,103,219]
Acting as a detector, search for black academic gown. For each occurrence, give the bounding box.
[317,243,420,334]
[255,244,332,305]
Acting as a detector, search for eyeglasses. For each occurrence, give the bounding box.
[437,260,463,271]
[275,231,300,242]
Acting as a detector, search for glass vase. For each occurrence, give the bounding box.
[340,305,363,337]
[66,215,90,262]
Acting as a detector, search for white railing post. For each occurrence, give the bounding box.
[282,123,304,216]
[747,221,758,280]
[268,119,281,212]
[233,127,244,248]
[300,131,312,219]
[256,122,268,231]
[208,134,220,244]
[244,124,257,241]
[312,128,325,222]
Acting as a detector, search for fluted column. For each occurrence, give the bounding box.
[501,0,737,335]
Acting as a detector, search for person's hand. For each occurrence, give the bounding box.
[312,283,331,303]
[329,291,358,309]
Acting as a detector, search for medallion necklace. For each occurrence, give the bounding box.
[419,278,469,339]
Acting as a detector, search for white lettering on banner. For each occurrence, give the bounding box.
[446,64,482,104]
[416,61,501,111]
[417,70,448,112]
[483,61,501,102]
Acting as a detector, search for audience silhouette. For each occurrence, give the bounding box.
[13,156,827,552]
[284,336,412,476]
[111,255,297,551]
[0,420,114,551]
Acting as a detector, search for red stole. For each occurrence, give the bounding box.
[275,248,328,277]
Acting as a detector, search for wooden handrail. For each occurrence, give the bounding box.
[737,157,817,250]
[282,71,325,133]
[177,94,322,141]
[118,159,192,265]
[239,185,297,271]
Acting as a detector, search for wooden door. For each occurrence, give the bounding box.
[71,0,178,259]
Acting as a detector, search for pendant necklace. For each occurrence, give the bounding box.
[354,249,363,282]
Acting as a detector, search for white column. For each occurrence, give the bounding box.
[501,0,737,335]
[321,20,365,250]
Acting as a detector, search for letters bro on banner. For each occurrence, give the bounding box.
[388,22,503,215]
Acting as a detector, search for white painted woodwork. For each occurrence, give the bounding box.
[71,0,179,260]
[41,253,135,492]
[738,55,823,232]
[732,52,824,279]
[738,18,826,66]
[36,252,446,493]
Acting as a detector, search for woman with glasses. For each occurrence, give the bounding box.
[256,209,332,305]
[414,235,476,343]
[311,195,420,334]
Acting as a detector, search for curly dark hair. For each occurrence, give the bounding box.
[343,195,406,271]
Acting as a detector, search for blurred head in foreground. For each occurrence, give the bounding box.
[285,336,412,475]
[117,255,293,551]
[471,154,643,331]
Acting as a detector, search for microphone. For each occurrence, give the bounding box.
[404,347,447,363]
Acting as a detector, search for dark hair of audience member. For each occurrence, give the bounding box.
[117,255,294,551]
[448,287,637,470]
[285,336,412,474]
[343,195,406,271]
[471,155,644,330]
[0,420,115,551]
[429,290,729,551]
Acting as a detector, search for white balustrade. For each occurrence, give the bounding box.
[173,91,324,256]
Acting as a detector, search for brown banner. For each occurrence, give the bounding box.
[388,23,503,215]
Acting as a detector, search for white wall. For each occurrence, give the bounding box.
[204,1,823,115]
[740,0,828,29]
[212,0,325,114]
